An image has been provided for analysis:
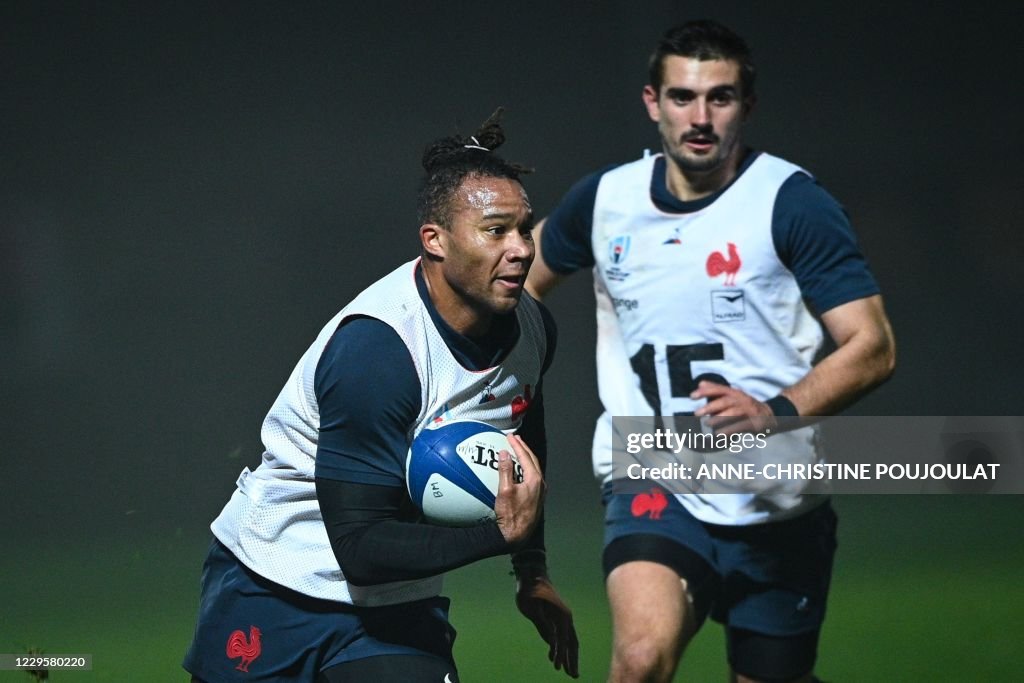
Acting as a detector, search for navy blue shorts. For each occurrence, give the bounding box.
[603,486,837,637]
[183,539,458,682]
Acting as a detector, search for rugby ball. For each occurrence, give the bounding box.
[406,419,519,526]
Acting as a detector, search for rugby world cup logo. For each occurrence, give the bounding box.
[609,235,631,265]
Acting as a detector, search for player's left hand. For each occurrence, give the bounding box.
[691,380,777,435]
[515,574,579,678]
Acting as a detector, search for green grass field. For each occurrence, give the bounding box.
[3,496,1021,681]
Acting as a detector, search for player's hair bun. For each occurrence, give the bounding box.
[415,107,533,229]
[420,107,509,174]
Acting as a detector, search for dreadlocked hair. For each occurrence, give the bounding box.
[417,107,534,229]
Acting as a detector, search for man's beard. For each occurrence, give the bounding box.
[666,146,725,173]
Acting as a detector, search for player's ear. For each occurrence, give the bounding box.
[420,223,447,259]
[642,85,660,122]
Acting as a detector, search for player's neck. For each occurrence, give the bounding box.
[420,259,492,338]
[663,149,743,203]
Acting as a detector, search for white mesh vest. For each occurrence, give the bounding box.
[590,153,827,524]
[211,259,547,604]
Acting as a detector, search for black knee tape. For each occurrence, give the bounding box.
[727,627,820,683]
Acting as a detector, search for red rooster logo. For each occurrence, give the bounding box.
[511,384,533,418]
[226,625,262,673]
[631,488,669,519]
[706,242,742,286]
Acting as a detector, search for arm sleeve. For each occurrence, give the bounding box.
[313,316,421,485]
[540,169,611,274]
[772,173,881,314]
[315,479,512,585]
[316,478,511,585]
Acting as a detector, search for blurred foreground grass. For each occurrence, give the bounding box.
[1,496,1021,681]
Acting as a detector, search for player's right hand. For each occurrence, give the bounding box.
[494,434,545,546]
[691,380,778,435]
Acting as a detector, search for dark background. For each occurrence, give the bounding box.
[3,0,1021,590]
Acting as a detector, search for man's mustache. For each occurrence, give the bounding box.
[682,127,718,143]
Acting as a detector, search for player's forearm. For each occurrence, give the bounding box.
[782,319,895,417]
